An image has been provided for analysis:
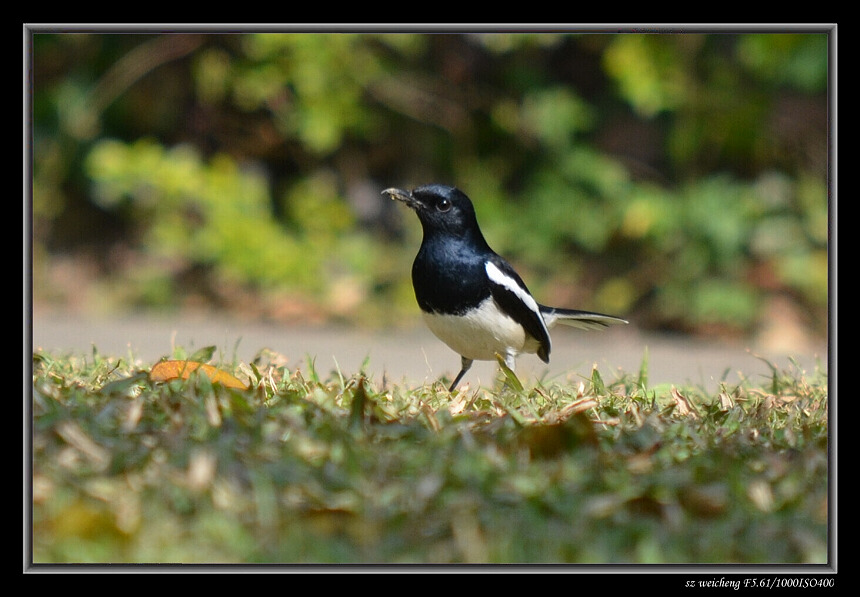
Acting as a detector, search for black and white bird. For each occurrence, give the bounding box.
[384,184,628,391]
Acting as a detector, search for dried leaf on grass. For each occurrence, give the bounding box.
[150,360,248,389]
[671,386,699,418]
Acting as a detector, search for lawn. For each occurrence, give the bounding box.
[30,346,829,565]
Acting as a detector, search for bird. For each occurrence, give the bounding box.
[383,184,628,391]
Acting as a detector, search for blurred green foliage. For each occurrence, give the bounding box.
[31,31,829,335]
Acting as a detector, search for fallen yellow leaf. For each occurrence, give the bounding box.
[150,360,248,389]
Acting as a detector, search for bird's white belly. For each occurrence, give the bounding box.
[422,297,540,362]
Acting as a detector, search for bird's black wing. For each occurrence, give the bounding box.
[484,255,552,363]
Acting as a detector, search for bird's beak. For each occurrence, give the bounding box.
[382,187,421,210]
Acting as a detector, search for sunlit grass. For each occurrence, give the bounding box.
[30,346,828,565]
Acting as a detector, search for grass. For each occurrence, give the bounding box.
[30,345,829,565]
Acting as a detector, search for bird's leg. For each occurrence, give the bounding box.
[497,349,522,392]
[448,356,473,392]
[503,351,517,372]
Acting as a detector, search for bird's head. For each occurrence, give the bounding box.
[383,184,482,239]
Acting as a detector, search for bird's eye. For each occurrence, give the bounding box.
[437,199,452,212]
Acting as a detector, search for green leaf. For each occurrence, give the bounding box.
[637,347,650,390]
[188,346,217,363]
[495,353,524,392]
[591,365,606,396]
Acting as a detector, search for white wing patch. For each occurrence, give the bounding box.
[484,261,542,318]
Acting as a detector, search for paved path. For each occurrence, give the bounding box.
[31,313,828,392]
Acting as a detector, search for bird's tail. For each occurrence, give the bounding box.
[539,306,628,331]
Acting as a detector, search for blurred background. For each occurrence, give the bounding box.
[29,30,830,355]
